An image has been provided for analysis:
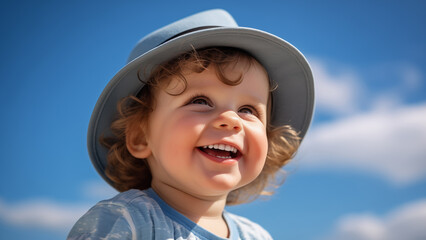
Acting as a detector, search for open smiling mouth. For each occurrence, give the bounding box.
[198,144,242,159]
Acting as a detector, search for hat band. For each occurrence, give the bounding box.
[160,26,220,46]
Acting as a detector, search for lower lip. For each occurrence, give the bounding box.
[197,148,240,165]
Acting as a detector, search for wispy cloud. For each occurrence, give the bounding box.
[367,62,424,94]
[309,57,363,116]
[299,58,426,185]
[322,199,426,240]
[0,198,91,232]
[398,64,423,91]
[0,181,115,233]
[308,57,424,115]
[299,103,426,185]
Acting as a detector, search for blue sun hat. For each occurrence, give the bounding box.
[88,9,314,187]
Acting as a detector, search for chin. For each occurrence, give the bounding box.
[203,176,244,193]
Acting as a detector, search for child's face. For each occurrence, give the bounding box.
[144,61,269,198]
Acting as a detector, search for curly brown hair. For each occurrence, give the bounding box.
[101,47,300,205]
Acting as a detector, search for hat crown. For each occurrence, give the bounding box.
[127,9,238,63]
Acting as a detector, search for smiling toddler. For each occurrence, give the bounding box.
[68,9,314,240]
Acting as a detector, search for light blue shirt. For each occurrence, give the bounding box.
[67,188,272,240]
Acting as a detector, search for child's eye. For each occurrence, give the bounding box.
[188,95,212,107]
[192,98,209,105]
[239,106,257,115]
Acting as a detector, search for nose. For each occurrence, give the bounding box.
[212,111,243,132]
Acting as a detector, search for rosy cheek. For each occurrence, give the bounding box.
[247,124,268,165]
[161,115,202,150]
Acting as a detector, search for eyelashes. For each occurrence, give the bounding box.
[188,94,213,107]
[238,105,256,115]
[186,94,261,118]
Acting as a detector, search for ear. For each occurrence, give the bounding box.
[126,126,151,159]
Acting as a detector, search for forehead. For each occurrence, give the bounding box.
[166,59,269,98]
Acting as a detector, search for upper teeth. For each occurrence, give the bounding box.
[203,144,238,154]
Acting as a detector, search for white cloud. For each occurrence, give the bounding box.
[298,58,426,185]
[308,58,424,117]
[299,102,426,185]
[308,57,363,115]
[323,199,426,240]
[0,181,116,233]
[368,62,423,93]
[0,198,91,232]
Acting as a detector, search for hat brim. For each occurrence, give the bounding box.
[88,27,314,187]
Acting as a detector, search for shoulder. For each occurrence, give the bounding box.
[81,189,160,224]
[67,189,159,240]
[105,188,158,210]
[225,212,273,240]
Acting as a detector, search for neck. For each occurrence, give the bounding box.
[151,181,230,238]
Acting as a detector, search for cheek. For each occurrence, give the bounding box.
[151,114,204,159]
[246,124,269,171]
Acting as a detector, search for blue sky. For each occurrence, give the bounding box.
[0,1,425,239]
